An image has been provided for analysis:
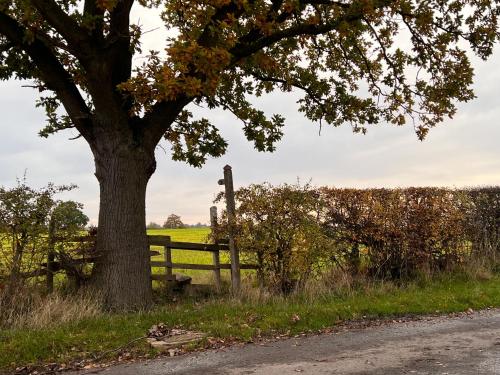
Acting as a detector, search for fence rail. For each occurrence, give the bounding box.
[34,234,257,291]
[149,235,258,290]
[8,166,253,292]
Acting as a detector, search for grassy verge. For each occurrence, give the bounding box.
[2,273,500,372]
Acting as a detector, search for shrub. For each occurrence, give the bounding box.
[215,183,332,293]
[0,179,88,297]
[0,180,71,290]
[464,187,500,263]
[320,187,469,278]
[216,183,500,288]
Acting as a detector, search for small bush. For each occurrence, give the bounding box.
[215,183,333,293]
[0,179,89,295]
[0,180,62,288]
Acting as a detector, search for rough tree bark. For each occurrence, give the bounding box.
[90,133,157,309]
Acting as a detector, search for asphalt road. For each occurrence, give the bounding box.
[76,309,500,374]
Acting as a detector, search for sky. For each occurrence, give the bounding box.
[0,7,499,225]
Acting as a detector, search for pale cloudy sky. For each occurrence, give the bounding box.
[0,7,499,224]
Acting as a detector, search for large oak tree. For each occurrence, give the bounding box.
[0,0,498,309]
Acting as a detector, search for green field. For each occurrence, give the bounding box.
[147,227,211,242]
[147,227,232,284]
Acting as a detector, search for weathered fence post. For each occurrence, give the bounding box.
[210,206,222,290]
[218,165,240,292]
[165,238,173,283]
[210,206,218,235]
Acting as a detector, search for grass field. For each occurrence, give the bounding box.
[147,227,211,242]
[147,228,233,284]
[2,273,500,372]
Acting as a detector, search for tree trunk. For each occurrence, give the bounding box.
[91,148,156,310]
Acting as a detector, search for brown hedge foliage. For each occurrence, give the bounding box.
[215,184,500,291]
[320,187,470,278]
[464,187,500,263]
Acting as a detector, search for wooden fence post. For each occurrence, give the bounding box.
[218,165,240,292]
[210,206,222,290]
[210,206,218,235]
[165,239,173,284]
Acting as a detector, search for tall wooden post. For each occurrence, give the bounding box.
[218,165,240,292]
[210,206,222,290]
[165,244,172,280]
[210,206,218,234]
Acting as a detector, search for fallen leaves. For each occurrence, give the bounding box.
[291,314,301,323]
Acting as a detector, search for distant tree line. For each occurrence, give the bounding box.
[147,214,208,230]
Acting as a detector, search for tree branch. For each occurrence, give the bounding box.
[106,0,135,88]
[197,1,243,47]
[231,22,342,62]
[28,0,91,58]
[230,0,394,62]
[108,0,135,42]
[249,71,333,118]
[0,11,93,140]
[142,97,192,149]
[83,0,105,41]
[304,0,349,7]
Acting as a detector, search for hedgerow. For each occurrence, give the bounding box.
[216,184,500,292]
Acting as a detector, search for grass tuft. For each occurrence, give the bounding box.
[0,288,102,330]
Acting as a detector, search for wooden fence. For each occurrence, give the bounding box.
[34,234,258,291]
[148,235,258,290]
[4,166,255,292]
